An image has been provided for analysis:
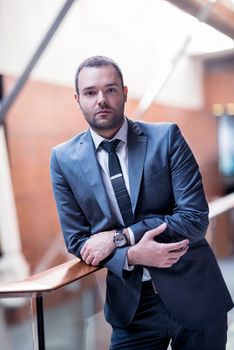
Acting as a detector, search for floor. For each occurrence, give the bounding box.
[1,257,234,349]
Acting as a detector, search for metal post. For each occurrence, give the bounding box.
[36,296,45,350]
[0,0,77,124]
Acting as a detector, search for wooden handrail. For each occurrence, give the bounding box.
[208,192,234,219]
[0,258,100,298]
[0,193,233,298]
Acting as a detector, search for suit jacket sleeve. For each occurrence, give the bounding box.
[130,123,209,245]
[50,149,129,279]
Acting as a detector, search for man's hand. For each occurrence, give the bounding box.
[80,230,116,266]
[127,223,189,268]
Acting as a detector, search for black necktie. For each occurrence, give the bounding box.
[101,139,134,226]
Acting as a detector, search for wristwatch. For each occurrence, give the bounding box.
[113,229,127,248]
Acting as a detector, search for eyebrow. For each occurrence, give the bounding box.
[82,83,119,92]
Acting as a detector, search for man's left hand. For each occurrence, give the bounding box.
[80,230,116,266]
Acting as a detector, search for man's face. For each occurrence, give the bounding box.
[75,65,128,138]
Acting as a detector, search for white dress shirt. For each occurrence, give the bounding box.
[90,118,151,281]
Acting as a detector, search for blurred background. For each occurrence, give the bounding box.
[0,0,234,349]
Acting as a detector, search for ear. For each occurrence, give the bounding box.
[74,93,79,103]
[74,93,81,108]
[123,86,128,103]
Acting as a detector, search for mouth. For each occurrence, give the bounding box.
[96,109,112,115]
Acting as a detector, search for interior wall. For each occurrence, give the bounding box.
[133,103,222,200]
[5,76,85,271]
[203,58,234,105]
[203,54,234,192]
[4,74,223,271]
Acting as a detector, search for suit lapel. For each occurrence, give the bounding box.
[76,121,147,221]
[127,120,148,212]
[76,131,114,222]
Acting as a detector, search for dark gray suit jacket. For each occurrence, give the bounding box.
[50,119,233,328]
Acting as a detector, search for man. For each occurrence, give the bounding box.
[50,56,233,349]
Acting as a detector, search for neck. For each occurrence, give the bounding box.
[96,129,119,140]
[92,119,125,140]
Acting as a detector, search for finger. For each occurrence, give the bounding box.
[91,257,100,266]
[168,257,179,263]
[168,252,183,259]
[85,255,94,265]
[80,241,88,256]
[81,249,90,262]
[144,223,167,240]
[167,239,189,252]
[80,247,85,256]
[177,246,189,257]
[161,262,174,268]
[169,245,189,254]
[169,246,189,260]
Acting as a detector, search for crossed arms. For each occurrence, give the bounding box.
[80,223,189,268]
[50,124,209,277]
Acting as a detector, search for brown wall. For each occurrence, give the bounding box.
[5,77,88,271]
[4,64,233,270]
[126,100,221,199]
[203,56,234,107]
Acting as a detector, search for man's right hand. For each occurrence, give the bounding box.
[127,223,189,268]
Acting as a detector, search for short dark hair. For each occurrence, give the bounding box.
[74,55,124,95]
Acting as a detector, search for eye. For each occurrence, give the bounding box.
[106,87,117,93]
[85,90,96,96]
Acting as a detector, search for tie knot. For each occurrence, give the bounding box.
[101,139,120,153]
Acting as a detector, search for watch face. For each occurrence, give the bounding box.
[114,232,127,247]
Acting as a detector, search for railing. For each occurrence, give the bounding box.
[207,192,234,257]
[0,193,233,349]
[0,260,102,350]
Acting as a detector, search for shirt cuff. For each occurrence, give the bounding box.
[127,227,135,245]
[123,254,134,271]
[123,227,135,270]
[121,228,135,271]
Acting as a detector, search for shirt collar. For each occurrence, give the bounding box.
[90,117,128,150]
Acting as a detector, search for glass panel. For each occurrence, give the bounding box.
[1,296,35,350]
[219,257,234,350]
[43,269,111,350]
[217,114,234,177]
[1,260,234,350]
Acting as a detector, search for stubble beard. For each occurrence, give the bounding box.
[91,113,124,131]
[82,105,125,132]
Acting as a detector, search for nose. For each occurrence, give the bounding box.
[97,91,108,107]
